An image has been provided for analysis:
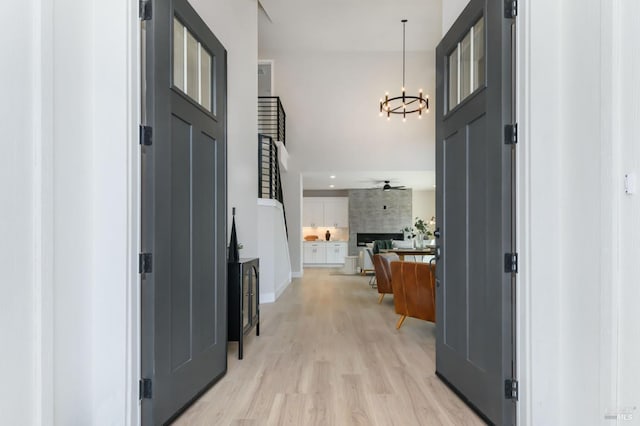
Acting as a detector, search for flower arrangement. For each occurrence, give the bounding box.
[403,216,436,242]
[414,217,433,238]
[402,225,415,240]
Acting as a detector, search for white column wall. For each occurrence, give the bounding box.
[189,0,259,258]
[557,1,605,422]
[0,0,38,423]
[51,0,96,421]
[613,0,640,420]
[517,1,564,423]
[90,0,139,423]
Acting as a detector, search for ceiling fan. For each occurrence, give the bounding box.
[377,180,406,191]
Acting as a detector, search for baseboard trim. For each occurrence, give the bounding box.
[274,279,291,300]
[303,264,345,268]
[260,292,275,304]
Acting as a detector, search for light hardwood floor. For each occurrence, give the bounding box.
[174,268,484,426]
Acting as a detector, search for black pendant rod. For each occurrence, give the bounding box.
[402,19,407,90]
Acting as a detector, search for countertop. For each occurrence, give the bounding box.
[303,240,348,243]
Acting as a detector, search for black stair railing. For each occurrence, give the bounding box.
[258,134,288,237]
[258,96,286,145]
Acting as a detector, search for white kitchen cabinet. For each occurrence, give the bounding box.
[325,242,347,264]
[323,198,349,228]
[302,198,324,227]
[303,242,326,264]
[302,197,348,228]
[303,241,347,265]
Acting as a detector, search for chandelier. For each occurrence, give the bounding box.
[379,19,429,121]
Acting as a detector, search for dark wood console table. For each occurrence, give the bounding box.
[227,258,259,359]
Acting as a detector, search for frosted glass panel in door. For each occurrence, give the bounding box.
[173,18,185,91]
[449,45,459,110]
[200,46,212,112]
[472,17,485,91]
[460,32,472,100]
[186,31,199,100]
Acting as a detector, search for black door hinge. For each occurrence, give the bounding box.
[504,0,518,18]
[140,378,152,399]
[139,0,152,21]
[504,123,518,145]
[504,253,518,273]
[139,253,152,274]
[139,125,152,146]
[505,379,519,400]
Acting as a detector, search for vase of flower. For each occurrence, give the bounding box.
[414,216,434,249]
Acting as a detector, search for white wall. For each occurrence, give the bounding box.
[52,0,97,421]
[557,1,604,421]
[1,1,38,422]
[259,50,436,173]
[442,0,469,35]
[257,199,292,302]
[190,0,259,258]
[607,0,640,421]
[412,190,436,223]
[282,170,304,276]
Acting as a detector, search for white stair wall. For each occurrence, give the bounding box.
[257,198,292,303]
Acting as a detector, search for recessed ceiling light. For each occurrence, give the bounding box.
[330,175,336,179]
[329,184,335,188]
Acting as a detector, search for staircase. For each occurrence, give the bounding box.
[258,93,288,237]
[258,134,287,237]
[257,96,292,302]
[258,96,286,144]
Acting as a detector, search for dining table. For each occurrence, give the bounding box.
[383,246,437,261]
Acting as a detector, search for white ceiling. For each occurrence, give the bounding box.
[259,0,442,53]
[303,170,436,191]
[259,0,443,191]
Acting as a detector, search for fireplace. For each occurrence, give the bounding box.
[356,232,404,247]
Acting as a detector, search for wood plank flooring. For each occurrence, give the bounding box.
[174,268,484,426]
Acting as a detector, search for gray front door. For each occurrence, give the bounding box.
[141,0,227,424]
[435,0,516,424]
